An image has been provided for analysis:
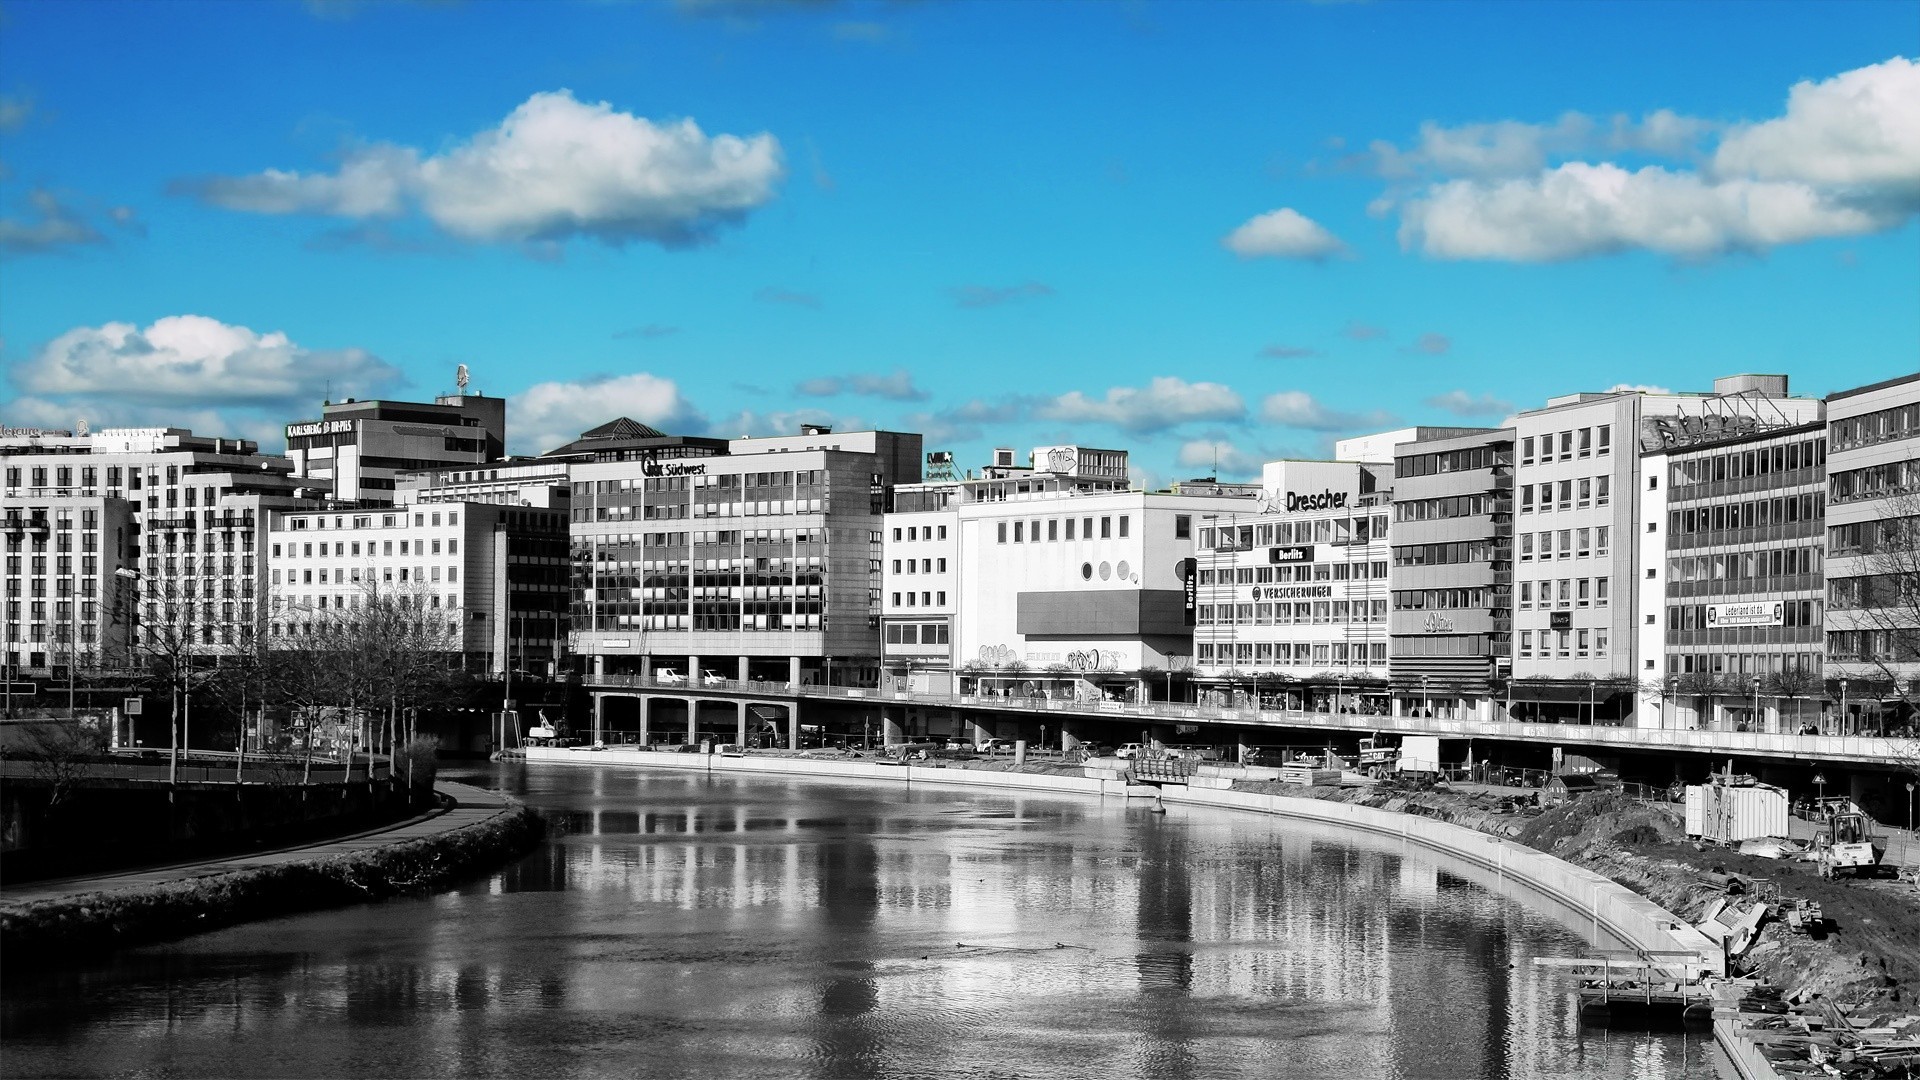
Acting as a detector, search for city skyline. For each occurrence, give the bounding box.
[2,2,1916,482]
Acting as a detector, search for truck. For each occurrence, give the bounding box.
[1812,809,1882,880]
[1357,735,1441,780]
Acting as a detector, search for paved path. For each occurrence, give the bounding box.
[0,782,512,909]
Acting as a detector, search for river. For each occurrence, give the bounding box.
[1,762,1719,1079]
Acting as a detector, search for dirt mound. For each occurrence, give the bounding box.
[1514,792,1685,858]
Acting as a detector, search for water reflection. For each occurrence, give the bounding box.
[1,764,1716,1079]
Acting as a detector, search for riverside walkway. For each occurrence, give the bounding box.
[0,782,511,909]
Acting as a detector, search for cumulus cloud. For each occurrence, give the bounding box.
[1260,344,1323,359]
[794,369,928,402]
[952,281,1054,308]
[13,315,401,405]
[509,371,706,455]
[1037,377,1245,434]
[175,90,784,250]
[1425,390,1514,417]
[0,189,107,254]
[1223,208,1347,261]
[755,286,820,308]
[1408,332,1451,355]
[1260,390,1394,432]
[1174,439,1273,480]
[1390,57,1920,261]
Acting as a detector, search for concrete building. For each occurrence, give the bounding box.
[284,392,506,505]
[1,494,138,673]
[1388,428,1515,722]
[1822,371,1920,734]
[562,420,921,688]
[1508,375,1823,723]
[396,457,571,510]
[1637,420,1828,732]
[1192,459,1392,712]
[267,501,570,676]
[2,426,326,665]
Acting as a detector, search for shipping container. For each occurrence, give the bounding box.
[1684,783,1789,844]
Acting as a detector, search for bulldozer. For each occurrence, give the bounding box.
[1812,808,1882,880]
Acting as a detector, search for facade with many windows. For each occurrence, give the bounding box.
[285,393,506,505]
[1823,371,1920,734]
[1,495,138,673]
[1388,428,1515,721]
[1637,421,1828,731]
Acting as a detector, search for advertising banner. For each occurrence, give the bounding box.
[1706,602,1784,628]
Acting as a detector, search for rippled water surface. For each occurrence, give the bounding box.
[2,763,1721,1079]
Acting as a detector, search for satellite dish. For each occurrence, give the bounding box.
[456,364,470,391]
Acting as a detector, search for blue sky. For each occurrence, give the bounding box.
[1,0,1915,481]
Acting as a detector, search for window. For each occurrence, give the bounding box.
[1577,629,1590,656]
[1596,526,1610,556]
[1520,534,1533,560]
[891,592,901,606]
[1048,519,1058,541]
[1578,478,1592,506]
[1559,431,1573,459]
[1596,476,1610,505]
[1579,428,1592,456]
[1519,581,1532,608]
[937,558,947,572]
[1175,515,1191,539]
[1647,520,1657,533]
[938,526,947,540]
[1520,630,1533,657]
[1100,516,1112,539]
[1597,426,1611,454]
[1595,629,1609,654]
[1014,521,1024,543]
[891,560,902,573]
[1521,485,1534,512]
[1557,529,1571,558]
[1558,480,1573,508]
[1577,578,1590,607]
[1118,515,1130,538]
[1577,528,1591,557]
[1596,579,1609,607]
[1521,437,1535,463]
[997,523,1007,544]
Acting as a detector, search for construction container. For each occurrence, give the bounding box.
[1684,783,1790,844]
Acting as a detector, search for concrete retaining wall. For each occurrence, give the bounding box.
[523,746,1717,971]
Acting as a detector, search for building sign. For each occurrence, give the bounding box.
[1284,489,1350,512]
[1253,584,1334,600]
[286,419,354,439]
[1707,601,1783,628]
[1422,613,1455,633]
[1268,545,1315,565]
[1549,611,1572,630]
[1179,557,1197,626]
[1637,413,1765,453]
[641,460,707,477]
[979,643,1019,666]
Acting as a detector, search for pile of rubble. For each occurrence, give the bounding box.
[1729,992,1920,1078]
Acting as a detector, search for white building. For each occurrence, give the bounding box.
[285,392,506,505]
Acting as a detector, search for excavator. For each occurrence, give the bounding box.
[1812,806,1882,880]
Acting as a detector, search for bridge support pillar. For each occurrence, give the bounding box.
[788,703,801,750]
[967,715,994,746]
[1237,736,1252,765]
[738,656,751,682]
[882,709,905,746]
[686,697,698,745]
[789,656,802,687]
[688,655,702,688]
[1148,724,1173,750]
[592,693,604,745]
[1061,720,1088,753]
[737,702,748,747]
[638,696,651,747]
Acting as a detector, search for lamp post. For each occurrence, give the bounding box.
[1750,675,1761,733]
[1665,675,1677,731]
[1814,772,1827,816]
[1420,675,1430,719]
[1908,780,1915,834]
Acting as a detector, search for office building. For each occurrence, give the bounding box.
[284,392,506,505]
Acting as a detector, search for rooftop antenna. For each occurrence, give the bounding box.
[456,364,470,395]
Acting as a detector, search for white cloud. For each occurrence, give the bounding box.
[1037,377,1245,434]
[1606,383,1674,395]
[1424,390,1514,417]
[13,315,400,405]
[795,369,927,402]
[1259,390,1394,432]
[1388,57,1920,262]
[1174,439,1271,479]
[1399,162,1890,261]
[711,406,864,441]
[178,90,784,249]
[1366,110,1716,181]
[1711,56,1920,195]
[1222,208,1347,261]
[509,371,706,456]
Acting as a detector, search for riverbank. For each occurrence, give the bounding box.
[0,782,543,965]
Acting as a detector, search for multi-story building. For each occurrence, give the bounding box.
[1,494,138,672]
[1823,371,1920,734]
[395,458,571,510]
[1192,460,1392,712]
[267,501,570,676]
[879,446,1134,693]
[1388,429,1515,721]
[1508,375,1822,723]
[2,426,326,665]
[1638,420,1828,732]
[284,392,506,505]
[561,420,921,687]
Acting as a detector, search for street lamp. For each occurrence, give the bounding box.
[1665,675,1677,731]
[1839,678,1849,736]
[1908,780,1916,834]
[1813,772,1827,815]
[1750,675,1761,733]
[1420,675,1430,719]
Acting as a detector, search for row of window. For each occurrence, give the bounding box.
[891,524,949,542]
[1520,475,1611,512]
[884,622,950,644]
[1667,600,1820,630]
[1198,600,1388,624]
[1519,527,1611,560]
[1828,629,1920,663]
[1199,561,1389,585]
[1196,641,1388,665]
[273,565,459,586]
[1394,493,1507,522]
[1667,545,1820,584]
[1392,540,1503,567]
[1829,401,1919,453]
[1204,515,1389,550]
[1667,651,1822,677]
[1828,516,1917,557]
[275,538,458,559]
[891,558,948,575]
[1667,494,1823,541]
[1517,628,1611,659]
[1830,459,1920,504]
[890,591,948,607]
[1828,573,1919,611]
[1397,444,1508,477]
[1520,426,1612,464]
[582,613,826,631]
[997,515,1129,544]
[1391,588,1494,611]
[579,499,825,522]
[286,511,457,530]
[1668,437,1825,489]
[1518,578,1610,609]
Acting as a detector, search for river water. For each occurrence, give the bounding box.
[2,763,1719,1079]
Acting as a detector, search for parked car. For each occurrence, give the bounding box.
[655,670,686,684]
[978,738,1012,754]
[1115,743,1145,760]
[701,670,727,685]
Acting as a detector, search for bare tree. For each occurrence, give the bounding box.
[15,716,108,811]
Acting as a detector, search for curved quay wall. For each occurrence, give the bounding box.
[524,747,1718,973]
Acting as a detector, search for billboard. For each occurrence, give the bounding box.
[1706,601,1784,628]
